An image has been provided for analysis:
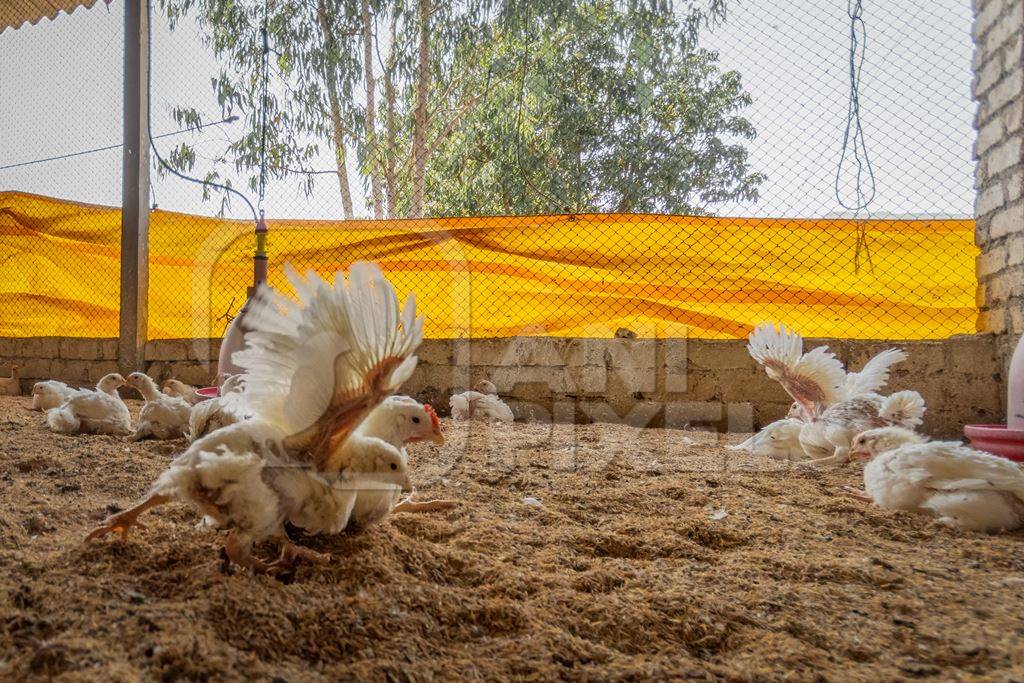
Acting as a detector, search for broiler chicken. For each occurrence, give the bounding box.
[796,390,926,467]
[728,418,806,461]
[187,374,246,442]
[747,322,924,465]
[449,379,514,422]
[31,380,73,411]
[126,372,192,441]
[86,262,435,572]
[0,363,20,396]
[848,427,1024,533]
[748,322,907,419]
[163,379,202,405]
[47,373,130,435]
[343,395,453,528]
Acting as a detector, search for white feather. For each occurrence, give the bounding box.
[844,348,907,397]
[878,390,926,428]
[234,262,423,437]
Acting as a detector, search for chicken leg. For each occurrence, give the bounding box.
[841,485,872,501]
[267,541,332,573]
[85,494,172,542]
[221,530,272,573]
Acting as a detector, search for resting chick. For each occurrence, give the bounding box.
[343,396,453,528]
[86,262,428,572]
[187,374,246,442]
[728,418,806,461]
[31,380,73,411]
[47,373,130,435]
[849,427,1024,533]
[126,372,192,441]
[163,379,202,405]
[449,379,514,422]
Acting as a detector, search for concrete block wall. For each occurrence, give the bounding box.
[974,0,1024,365]
[0,335,1003,438]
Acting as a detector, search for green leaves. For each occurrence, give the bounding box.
[160,0,760,218]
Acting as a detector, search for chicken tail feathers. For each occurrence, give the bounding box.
[880,390,926,428]
[46,405,79,433]
[449,393,472,420]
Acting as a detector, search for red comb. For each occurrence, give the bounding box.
[424,403,440,431]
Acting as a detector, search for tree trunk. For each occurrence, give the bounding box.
[361,0,383,219]
[317,0,354,220]
[382,13,399,218]
[409,0,431,218]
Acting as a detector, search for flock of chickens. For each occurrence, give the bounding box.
[19,263,513,573]
[736,323,1024,533]
[8,265,1024,573]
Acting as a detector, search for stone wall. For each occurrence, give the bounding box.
[974,0,1024,366]
[0,335,1003,438]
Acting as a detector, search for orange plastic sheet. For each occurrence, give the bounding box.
[0,191,978,340]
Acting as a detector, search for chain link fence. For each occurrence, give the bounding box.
[0,0,978,340]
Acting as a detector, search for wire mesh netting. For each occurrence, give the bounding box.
[0,0,978,340]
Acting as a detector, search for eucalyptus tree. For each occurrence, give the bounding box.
[159,0,759,219]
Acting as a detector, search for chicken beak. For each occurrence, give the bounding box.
[400,474,413,493]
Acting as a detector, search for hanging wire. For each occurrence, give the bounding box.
[258,0,271,208]
[835,0,876,272]
[145,0,259,225]
[0,116,238,172]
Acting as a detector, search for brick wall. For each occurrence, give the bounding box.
[0,335,1003,438]
[974,0,1024,365]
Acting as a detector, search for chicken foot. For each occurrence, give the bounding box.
[841,485,872,501]
[267,541,332,573]
[85,494,171,542]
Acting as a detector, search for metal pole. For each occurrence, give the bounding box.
[119,0,150,374]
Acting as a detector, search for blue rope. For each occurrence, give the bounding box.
[835,0,875,213]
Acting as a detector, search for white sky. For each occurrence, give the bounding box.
[0,0,977,220]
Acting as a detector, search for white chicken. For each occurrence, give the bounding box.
[30,380,74,411]
[86,262,438,572]
[449,379,514,422]
[748,322,907,419]
[163,379,203,405]
[125,372,192,441]
[728,418,806,461]
[796,390,926,467]
[47,373,130,435]
[187,374,246,442]
[345,395,453,528]
[848,427,1024,533]
[747,322,923,465]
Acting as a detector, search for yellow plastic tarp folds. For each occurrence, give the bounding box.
[0,191,978,340]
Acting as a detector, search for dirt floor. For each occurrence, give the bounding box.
[2,395,1024,681]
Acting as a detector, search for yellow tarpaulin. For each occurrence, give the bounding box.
[0,191,979,340]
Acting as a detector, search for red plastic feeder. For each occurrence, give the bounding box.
[964,425,1024,462]
[195,386,220,401]
[964,333,1024,462]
